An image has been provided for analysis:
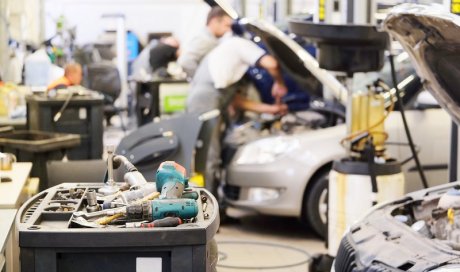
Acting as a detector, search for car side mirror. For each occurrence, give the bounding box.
[415,91,440,110]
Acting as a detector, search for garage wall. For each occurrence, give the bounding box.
[7,0,42,44]
[291,0,316,13]
[244,0,315,22]
[0,1,8,79]
[43,0,211,46]
[0,0,42,81]
[42,0,317,47]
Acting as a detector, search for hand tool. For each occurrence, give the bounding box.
[126,199,198,221]
[125,217,182,228]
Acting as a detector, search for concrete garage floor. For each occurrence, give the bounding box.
[216,215,326,272]
[104,121,327,271]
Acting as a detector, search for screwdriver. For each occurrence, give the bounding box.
[125,217,182,228]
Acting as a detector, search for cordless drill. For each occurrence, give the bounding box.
[126,199,198,221]
[125,161,199,221]
[156,161,188,199]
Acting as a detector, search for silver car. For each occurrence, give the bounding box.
[223,19,450,238]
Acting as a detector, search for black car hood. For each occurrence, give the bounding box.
[384,4,460,124]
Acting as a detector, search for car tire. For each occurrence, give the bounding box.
[305,169,330,239]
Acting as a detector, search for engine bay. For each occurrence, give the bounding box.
[392,186,460,251]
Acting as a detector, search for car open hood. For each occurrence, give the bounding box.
[211,0,347,102]
[242,19,348,103]
[243,19,322,95]
[384,4,460,124]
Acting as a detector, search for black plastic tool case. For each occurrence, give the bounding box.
[16,183,219,272]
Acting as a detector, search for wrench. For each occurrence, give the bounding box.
[73,207,126,220]
[71,216,106,228]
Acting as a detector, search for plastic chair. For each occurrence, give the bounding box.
[84,62,127,131]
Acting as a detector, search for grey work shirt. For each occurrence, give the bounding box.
[186,55,219,114]
[131,40,159,78]
[186,37,265,114]
[177,28,219,78]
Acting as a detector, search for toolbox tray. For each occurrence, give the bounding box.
[16,183,219,272]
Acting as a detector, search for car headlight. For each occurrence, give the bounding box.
[431,265,460,271]
[235,136,300,165]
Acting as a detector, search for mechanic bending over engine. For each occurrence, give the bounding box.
[47,62,83,91]
[148,36,180,77]
[186,36,288,115]
[186,36,288,195]
[178,6,233,78]
[132,36,180,78]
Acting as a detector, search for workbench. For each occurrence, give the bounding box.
[0,209,17,272]
[0,162,33,209]
[0,117,26,130]
[26,94,104,160]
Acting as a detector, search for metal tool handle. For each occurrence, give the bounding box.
[99,146,120,195]
[53,91,74,122]
[106,145,115,185]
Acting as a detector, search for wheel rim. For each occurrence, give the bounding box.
[319,188,328,224]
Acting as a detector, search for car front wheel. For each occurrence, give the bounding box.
[304,170,329,239]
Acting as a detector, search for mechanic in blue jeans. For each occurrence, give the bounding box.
[186,36,288,194]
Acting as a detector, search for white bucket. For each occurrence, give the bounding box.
[328,169,405,255]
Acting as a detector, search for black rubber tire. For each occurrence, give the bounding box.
[309,254,334,272]
[305,170,330,239]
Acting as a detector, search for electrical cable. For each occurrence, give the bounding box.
[389,53,429,189]
[366,138,378,205]
[216,241,311,270]
[386,141,421,165]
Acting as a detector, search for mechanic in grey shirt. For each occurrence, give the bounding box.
[131,39,159,78]
[132,36,180,79]
[177,6,233,78]
[186,36,288,194]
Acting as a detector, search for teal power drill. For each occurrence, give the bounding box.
[126,199,198,221]
[156,161,199,200]
[156,161,188,199]
[126,161,199,220]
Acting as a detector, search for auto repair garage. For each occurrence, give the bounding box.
[0,0,459,271]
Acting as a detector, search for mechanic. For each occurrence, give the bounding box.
[186,36,288,195]
[132,36,180,78]
[47,62,82,91]
[148,36,180,77]
[177,6,233,78]
[186,36,288,115]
